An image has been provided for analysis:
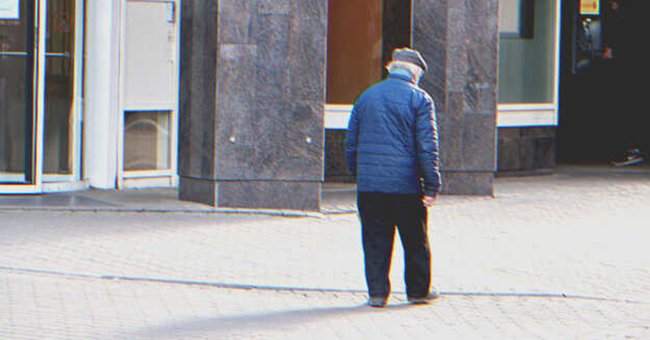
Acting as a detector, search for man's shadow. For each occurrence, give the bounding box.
[132,300,417,339]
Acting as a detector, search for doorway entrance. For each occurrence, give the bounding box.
[118,0,180,188]
[0,0,82,193]
[324,0,412,181]
[558,0,650,166]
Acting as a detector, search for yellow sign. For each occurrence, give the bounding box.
[580,0,600,15]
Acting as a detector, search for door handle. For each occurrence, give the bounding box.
[45,52,70,58]
[0,51,30,57]
[0,52,69,57]
[0,52,70,59]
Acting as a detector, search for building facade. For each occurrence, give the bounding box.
[2,0,571,211]
[1,0,182,194]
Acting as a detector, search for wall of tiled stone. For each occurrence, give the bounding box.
[414,0,498,195]
[178,0,327,211]
[178,0,499,210]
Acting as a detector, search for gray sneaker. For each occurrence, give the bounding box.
[367,296,388,308]
[407,286,440,304]
[612,148,645,167]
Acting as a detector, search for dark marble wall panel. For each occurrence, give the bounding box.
[464,1,498,115]
[218,0,254,44]
[178,177,217,206]
[438,91,464,169]
[214,0,325,183]
[217,100,323,180]
[255,14,291,101]
[258,0,290,14]
[498,127,556,173]
[447,1,468,93]
[413,0,498,195]
[179,1,218,179]
[413,0,447,111]
[441,171,494,196]
[289,0,327,102]
[180,0,326,211]
[217,181,320,211]
[215,43,258,179]
[461,113,497,170]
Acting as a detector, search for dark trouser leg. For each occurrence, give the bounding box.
[357,192,395,298]
[395,195,431,298]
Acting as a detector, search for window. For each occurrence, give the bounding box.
[326,0,383,105]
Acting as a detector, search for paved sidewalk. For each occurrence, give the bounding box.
[0,182,359,216]
[2,165,650,339]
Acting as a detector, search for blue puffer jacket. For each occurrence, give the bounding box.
[345,72,442,196]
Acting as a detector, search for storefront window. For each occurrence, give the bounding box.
[123,111,171,171]
[324,0,411,179]
[498,0,558,104]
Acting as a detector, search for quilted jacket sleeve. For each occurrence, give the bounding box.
[414,93,442,196]
[345,104,360,178]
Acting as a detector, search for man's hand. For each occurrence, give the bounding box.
[422,195,437,207]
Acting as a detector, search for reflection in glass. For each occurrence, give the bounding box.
[0,0,32,183]
[498,0,557,103]
[327,0,383,104]
[124,111,171,171]
[0,57,27,182]
[44,0,76,175]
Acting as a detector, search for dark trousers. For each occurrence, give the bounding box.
[357,192,431,299]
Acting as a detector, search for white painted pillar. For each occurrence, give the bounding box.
[83,0,121,189]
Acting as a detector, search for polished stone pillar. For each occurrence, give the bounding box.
[178,1,327,211]
[413,0,498,195]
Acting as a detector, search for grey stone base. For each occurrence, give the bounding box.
[498,127,556,172]
[440,171,495,196]
[179,177,321,211]
[179,177,218,207]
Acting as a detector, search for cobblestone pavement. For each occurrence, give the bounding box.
[2,166,650,339]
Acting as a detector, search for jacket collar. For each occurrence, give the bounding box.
[388,72,416,84]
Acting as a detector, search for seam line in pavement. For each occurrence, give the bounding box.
[0,207,334,217]
[0,265,367,294]
[2,265,647,305]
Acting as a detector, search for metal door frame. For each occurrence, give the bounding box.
[0,0,45,193]
[41,0,86,193]
[1,0,85,194]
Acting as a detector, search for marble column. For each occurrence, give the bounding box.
[178,0,327,211]
[413,0,498,195]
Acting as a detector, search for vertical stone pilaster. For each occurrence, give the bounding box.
[178,0,327,211]
[413,0,498,195]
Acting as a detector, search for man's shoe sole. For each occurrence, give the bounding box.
[407,291,440,304]
[368,297,387,308]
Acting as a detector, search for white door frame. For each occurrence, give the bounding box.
[116,0,180,189]
[83,0,122,190]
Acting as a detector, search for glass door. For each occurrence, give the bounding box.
[43,0,80,182]
[1,0,81,193]
[0,0,39,190]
